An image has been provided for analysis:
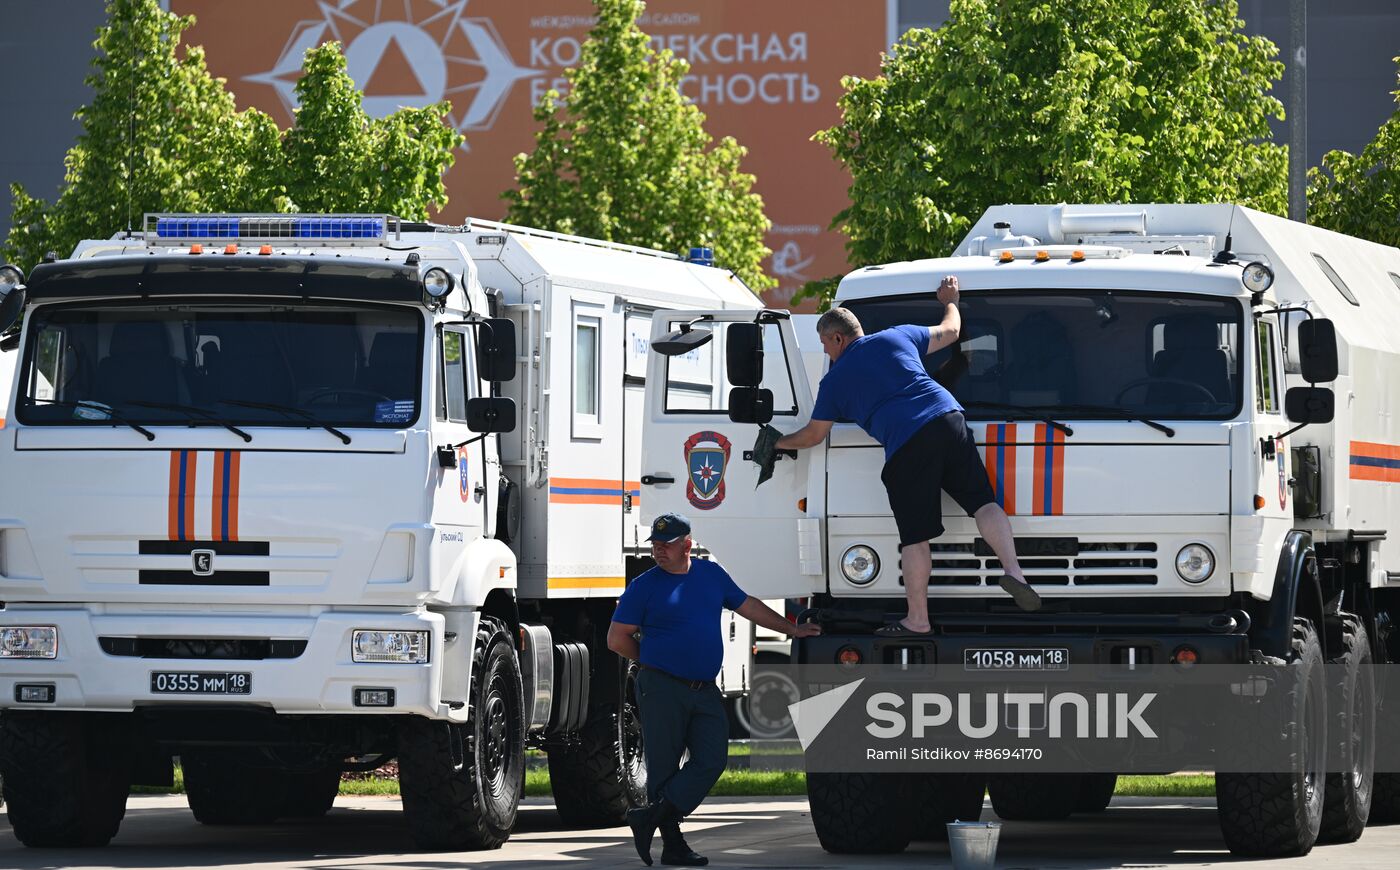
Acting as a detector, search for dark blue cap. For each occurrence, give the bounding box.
[646,512,692,543]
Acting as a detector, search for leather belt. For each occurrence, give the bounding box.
[639,664,710,691]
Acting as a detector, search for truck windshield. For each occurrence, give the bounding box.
[843,290,1243,419]
[17,303,424,429]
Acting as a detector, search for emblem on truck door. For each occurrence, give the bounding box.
[192,549,215,576]
[685,431,732,511]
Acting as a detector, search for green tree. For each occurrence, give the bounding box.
[4,0,462,269]
[1308,57,1400,246]
[805,0,1288,306]
[503,0,773,293]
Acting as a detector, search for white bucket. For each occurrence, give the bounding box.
[946,820,1001,870]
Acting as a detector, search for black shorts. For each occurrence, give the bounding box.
[880,411,997,550]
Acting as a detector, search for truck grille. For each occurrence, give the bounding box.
[926,541,1159,586]
[99,638,307,660]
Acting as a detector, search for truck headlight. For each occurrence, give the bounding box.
[0,626,58,659]
[422,267,454,299]
[840,545,880,586]
[352,630,429,663]
[1175,545,1215,583]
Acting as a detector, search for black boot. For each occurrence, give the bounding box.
[659,819,708,866]
[627,799,679,866]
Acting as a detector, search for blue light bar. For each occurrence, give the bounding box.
[149,214,388,243]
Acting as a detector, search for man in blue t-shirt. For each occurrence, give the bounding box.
[608,512,820,866]
[777,275,1041,634]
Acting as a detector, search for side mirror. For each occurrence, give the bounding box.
[476,318,517,382]
[1297,318,1337,383]
[467,397,517,433]
[652,325,712,356]
[726,322,763,387]
[1285,387,1334,425]
[0,263,26,333]
[0,331,19,352]
[728,387,774,425]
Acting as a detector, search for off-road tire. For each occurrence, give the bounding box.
[911,773,985,839]
[1075,773,1118,813]
[548,661,646,826]
[0,712,132,847]
[734,653,799,740]
[1216,617,1327,856]
[278,766,342,819]
[182,750,284,825]
[808,771,914,853]
[1319,615,1375,842]
[398,615,525,850]
[988,773,1080,820]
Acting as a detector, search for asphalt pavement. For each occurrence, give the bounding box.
[3,794,1399,869]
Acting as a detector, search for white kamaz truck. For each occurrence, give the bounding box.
[641,203,1399,857]
[0,214,759,848]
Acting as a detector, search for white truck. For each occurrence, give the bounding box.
[640,203,1399,857]
[0,214,760,849]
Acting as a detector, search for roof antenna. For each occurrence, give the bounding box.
[124,10,138,238]
[1213,204,1238,264]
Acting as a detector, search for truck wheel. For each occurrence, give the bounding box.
[1319,615,1375,842]
[0,712,131,847]
[549,660,647,826]
[1216,617,1327,856]
[182,751,283,824]
[1075,773,1118,813]
[278,766,342,819]
[911,773,985,839]
[808,771,914,853]
[399,615,525,850]
[734,653,799,740]
[988,774,1079,820]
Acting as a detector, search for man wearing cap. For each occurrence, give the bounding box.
[775,275,1041,635]
[608,512,821,866]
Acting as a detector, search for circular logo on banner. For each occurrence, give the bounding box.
[685,430,732,511]
[459,446,471,502]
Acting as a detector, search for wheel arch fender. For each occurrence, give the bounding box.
[1247,530,1326,660]
[446,537,518,610]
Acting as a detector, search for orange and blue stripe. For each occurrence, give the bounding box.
[1032,423,1066,516]
[983,424,1017,514]
[549,477,642,506]
[1350,441,1400,483]
[212,450,241,542]
[168,450,198,541]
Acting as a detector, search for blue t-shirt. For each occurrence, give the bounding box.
[811,324,963,460]
[613,559,749,682]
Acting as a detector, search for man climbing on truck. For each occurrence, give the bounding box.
[775,275,1041,634]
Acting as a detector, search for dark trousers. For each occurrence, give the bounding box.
[637,668,729,816]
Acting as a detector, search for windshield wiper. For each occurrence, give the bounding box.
[217,399,352,445]
[1043,403,1176,438]
[29,398,155,441]
[127,400,252,442]
[962,401,1073,437]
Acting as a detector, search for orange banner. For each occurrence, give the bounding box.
[175,1,889,311]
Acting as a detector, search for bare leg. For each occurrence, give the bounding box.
[974,503,1025,582]
[900,543,932,632]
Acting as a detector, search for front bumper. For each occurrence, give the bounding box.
[797,609,1252,669]
[0,608,448,717]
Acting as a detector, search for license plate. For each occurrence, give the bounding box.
[964,648,1069,671]
[150,671,252,695]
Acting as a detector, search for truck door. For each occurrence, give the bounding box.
[641,310,822,597]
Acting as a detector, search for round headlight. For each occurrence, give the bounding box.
[1241,261,1274,293]
[840,545,880,586]
[0,264,24,294]
[423,267,454,299]
[1175,544,1215,583]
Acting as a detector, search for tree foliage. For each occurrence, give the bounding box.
[1308,57,1400,246]
[4,0,462,268]
[805,0,1288,305]
[503,0,773,293]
